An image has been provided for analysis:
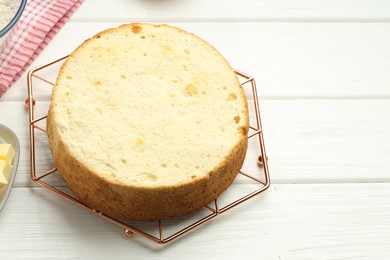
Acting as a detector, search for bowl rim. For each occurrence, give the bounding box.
[0,0,28,37]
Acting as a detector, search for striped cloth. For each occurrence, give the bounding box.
[0,0,83,97]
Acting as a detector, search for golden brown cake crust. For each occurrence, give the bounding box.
[47,129,247,220]
[47,23,249,221]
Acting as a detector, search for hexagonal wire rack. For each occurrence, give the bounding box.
[26,55,270,244]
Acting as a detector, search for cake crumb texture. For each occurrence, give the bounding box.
[47,23,249,220]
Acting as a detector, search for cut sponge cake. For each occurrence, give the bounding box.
[47,23,249,220]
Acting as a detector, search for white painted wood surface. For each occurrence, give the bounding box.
[1,184,390,259]
[0,0,389,259]
[72,0,390,22]
[5,22,390,100]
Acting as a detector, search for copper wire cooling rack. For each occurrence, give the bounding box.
[26,55,270,244]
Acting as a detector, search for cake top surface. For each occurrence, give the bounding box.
[49,23,249,188]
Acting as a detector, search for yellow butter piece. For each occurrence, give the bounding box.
[0,170,7,189]
[0,144,15,165]
[0,160,12,181]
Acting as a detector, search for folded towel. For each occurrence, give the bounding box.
[0,0,83,97]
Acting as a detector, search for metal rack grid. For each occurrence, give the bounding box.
[26,55,270,244]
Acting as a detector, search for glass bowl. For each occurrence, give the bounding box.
[0,0,27,52]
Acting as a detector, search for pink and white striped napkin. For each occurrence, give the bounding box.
[0,0,84,97]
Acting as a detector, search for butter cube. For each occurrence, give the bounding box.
[0,170,7,189]
[0,160,12,180]
[0,144,15,164]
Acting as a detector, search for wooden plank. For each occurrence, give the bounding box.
[1,99,389,187]
[3,22,390,101]
[71,0,390,22]
[261,99,390,183]
[0,184,389,258]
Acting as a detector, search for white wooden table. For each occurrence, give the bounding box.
[1,0,390,259]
